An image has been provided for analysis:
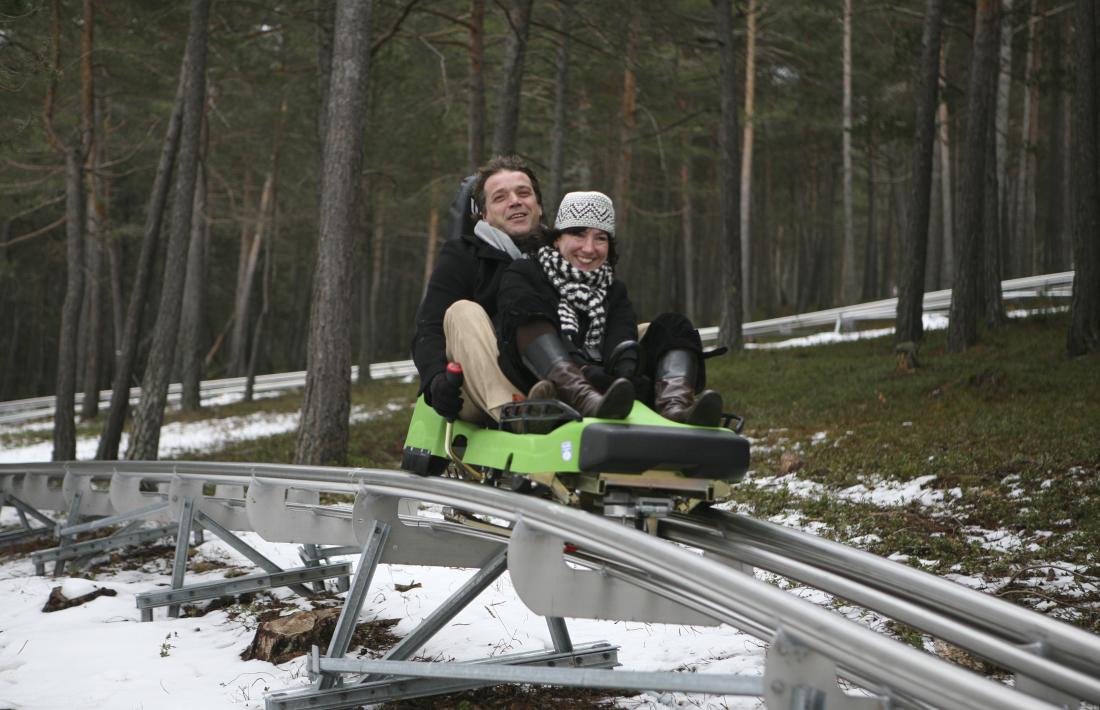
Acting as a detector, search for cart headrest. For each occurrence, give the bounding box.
[447,174,479,241]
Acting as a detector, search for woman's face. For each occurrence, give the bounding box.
[555,228,610,272]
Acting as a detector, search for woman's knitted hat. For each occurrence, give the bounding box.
[554,191,615,236]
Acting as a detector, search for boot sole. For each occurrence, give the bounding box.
[685,390,723,427]
[593,379,635,419]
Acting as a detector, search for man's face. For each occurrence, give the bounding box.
[481,170,542,239]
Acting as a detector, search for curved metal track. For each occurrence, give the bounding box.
[2,460,1098,709]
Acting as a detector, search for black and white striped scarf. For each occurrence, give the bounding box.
[536,245,613,360]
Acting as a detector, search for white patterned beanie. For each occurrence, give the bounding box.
[554,191,615,236]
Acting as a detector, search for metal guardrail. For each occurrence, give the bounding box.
[2,460,1097,709]
[0,271,1074,426]
[701,270,1074,342]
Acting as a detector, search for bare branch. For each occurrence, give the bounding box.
[1,214,66,248]
[371,0,425,56]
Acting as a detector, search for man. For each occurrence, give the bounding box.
[411,155,546,423]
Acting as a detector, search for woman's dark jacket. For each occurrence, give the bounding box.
[495,257,638,394]
[411,230,514,397]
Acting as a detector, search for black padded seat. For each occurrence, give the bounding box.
[578,423,750,481]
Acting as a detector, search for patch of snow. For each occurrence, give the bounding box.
[838,474,943,507]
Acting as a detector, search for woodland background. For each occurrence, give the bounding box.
[0,0,1098,465]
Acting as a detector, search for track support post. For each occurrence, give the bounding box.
[764,628,885,710]
[316,520,391,691]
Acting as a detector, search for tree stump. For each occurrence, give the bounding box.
[241,608,342,664]
[895,341,919,370]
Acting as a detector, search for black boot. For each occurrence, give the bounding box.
[522,333,634,419]
[654,348,722,427]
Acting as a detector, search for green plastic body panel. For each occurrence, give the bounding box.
[403,396,721,475]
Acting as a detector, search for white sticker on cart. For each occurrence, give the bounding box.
[560,441,573,462]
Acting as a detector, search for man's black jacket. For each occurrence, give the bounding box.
[411,230,513,398]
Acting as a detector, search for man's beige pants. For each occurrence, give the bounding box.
[443,300,523,423]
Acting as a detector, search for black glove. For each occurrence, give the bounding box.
[581,364,615,392]
[606,340,641,379]
[428,371,463,420]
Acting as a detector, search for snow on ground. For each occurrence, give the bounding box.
[0,402,406,464]
[0,501,768,710]
[0,398,772,709]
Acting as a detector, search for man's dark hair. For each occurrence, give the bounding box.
[472,155,543,214]
[542,227,620,268]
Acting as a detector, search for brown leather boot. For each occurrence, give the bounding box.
[543,359,635,419]
[526,380,556,401]
[522,332,634,419]
[654,349,723,427]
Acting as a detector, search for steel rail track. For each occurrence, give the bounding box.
[3,461,1096,708]
[659,510,1100,703]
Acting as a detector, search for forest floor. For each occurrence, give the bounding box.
[2,310,1097,708]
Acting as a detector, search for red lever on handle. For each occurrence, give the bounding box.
[445,361,464,389]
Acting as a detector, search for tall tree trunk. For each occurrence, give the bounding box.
[1042,13,1067,273]
[547,0,571,214]
[490,0,533,155]
[820,161,838,306]
[862,128,878,301]
[79,236,103,420]
[937,41,955,287]
[1067,0,1100,355]
[96,68,186,460]
[983,72,1006,327]
[1060,41,1073,271]
[926,139,943,291]
[680,152,696,321]
[358,178,385,384]
[420,174,440,301]
[895,0,945,345]
[79,4,102,421]
[229,173,254,375]
[47,0,85,460]
[759,137,776,313]
[358,180,372,385]
[995,0,1014,261]
[368,187,386,370]
[1012,1,1040,277]
[947,0,1001,353]
[246,209,274,401]
[179,156,208,411]
[614,8,639,276]
[739,0,759,317]
[840,0,858,304]
[231,94,285,380]
[295,0,374,466]
[466,0,485,172]
[316,0,335,146]
[125,0,210,460]
[880,147,896,297]
[714,0,742,349]
[53,149,86,460]
[796,157,817,313]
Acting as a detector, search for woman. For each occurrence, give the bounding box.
[496,190,722,426]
